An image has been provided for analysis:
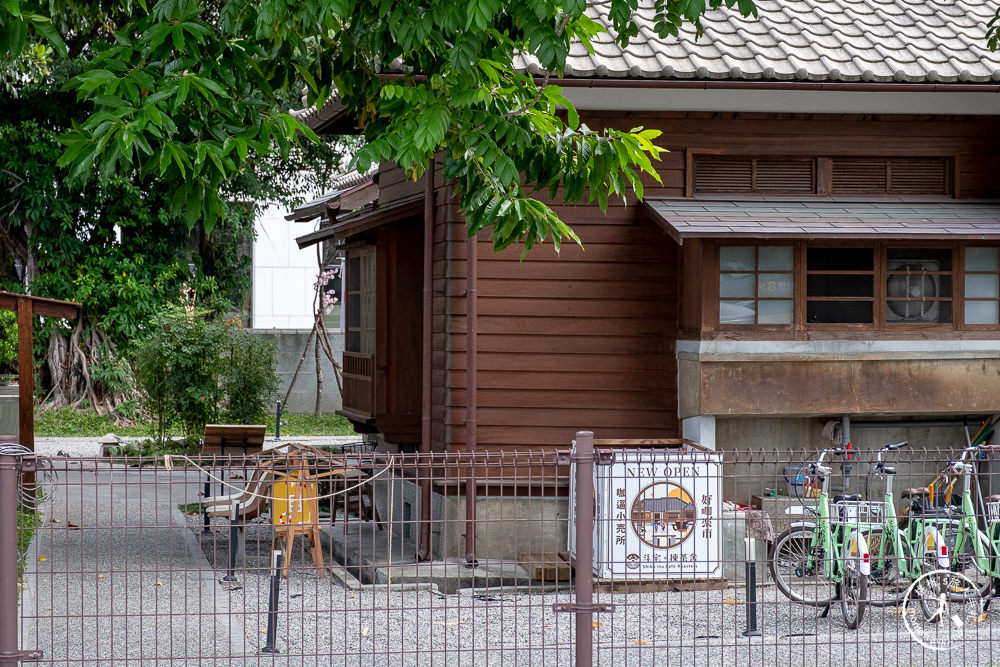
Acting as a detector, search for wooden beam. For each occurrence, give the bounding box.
[0,291,79,320]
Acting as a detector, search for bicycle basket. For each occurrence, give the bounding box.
[832,500,884,526]
[987,500,1000,524]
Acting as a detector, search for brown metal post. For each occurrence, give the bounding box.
[464,231,478,565]
[575,431,595,667]
[418,160,434,561]
[0,455,19,667]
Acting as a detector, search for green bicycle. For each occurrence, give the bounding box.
[868,442,993,611]
[769,447,872,629]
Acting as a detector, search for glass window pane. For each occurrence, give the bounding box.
[807,247,873,271]
[759,246,793,271]
[807,274,873,297]
[886,248,952,272]
[758,300,794,324]
[966,301,1000,325]
[807,301,873,324]
[720,273,754,298]
[720,300,755,324]
[757,273,794,298]
[886,272,948,301]
[886,300,949,324]
[966,247,999,272]
[966,274,999,299]
[720,247,755,271]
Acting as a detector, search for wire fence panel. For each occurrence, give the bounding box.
[6,441,1000,665]
[11,449,573,666]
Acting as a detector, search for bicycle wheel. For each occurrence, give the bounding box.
[866,527,912,607]
[769,527,835,606]
[841,559,868,629]
[943,525,993,601]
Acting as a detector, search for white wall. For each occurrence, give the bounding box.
[252,203,317,329]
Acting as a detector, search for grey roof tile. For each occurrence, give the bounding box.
[531,0,1000,84]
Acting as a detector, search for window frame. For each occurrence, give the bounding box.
[711,241,996,332]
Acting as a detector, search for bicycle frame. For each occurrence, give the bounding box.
[793,449,872,584]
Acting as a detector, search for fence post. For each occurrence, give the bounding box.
[0,455,20,667]
[574,431,596,667]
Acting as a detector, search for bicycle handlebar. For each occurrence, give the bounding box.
[875,441,909,464]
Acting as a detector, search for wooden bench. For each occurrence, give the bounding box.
[202,424,266,456]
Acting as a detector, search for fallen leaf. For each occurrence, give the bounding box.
[977,613,989,623]
[442,620,464,627]
[67,522,81,530]
[361,627,369,637]
[633,640,650,645]
[592,621,603,629]
[156,580,163,587]
[51,518,60,523]
[260,629,267,634]
[37,556,47,562]
[723,599,743,605]
[98,574,105,579]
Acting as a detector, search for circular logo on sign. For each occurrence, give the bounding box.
[630,482,696,549]
[902,569,988,651]
[625,553,641,570]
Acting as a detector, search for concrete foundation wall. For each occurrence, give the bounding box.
[252,329,344,414]
[716,416,979,508]
[374,476,569,561]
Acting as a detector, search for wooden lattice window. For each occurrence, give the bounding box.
[346,246,376,353]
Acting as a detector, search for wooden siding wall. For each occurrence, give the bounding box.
[374,111,1000,453]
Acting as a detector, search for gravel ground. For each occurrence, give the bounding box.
[18,460,1000,666]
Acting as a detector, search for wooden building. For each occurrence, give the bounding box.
[294,0,1000,463]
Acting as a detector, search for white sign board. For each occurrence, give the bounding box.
[592,451,722,578]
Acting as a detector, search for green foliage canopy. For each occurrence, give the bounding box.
[3,0,757,255]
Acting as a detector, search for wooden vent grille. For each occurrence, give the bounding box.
[756,159,814,193]
[694,156,753,192]
[832,157,950,195]
[694,156,814,193]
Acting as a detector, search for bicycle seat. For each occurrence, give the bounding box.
[901,487,929,498]
[987,494,1000,503]
[833,494,862,503]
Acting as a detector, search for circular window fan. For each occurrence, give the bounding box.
[886,261,939,321]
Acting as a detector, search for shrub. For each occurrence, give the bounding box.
[0,310,16,374]
[221,326,279,424]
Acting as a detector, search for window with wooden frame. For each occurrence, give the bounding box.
[964,247,1000,325]
[719,246,794,325]
[345,246,376,353]
[715,243,992,330]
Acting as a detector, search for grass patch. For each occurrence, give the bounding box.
[35,406,358,438]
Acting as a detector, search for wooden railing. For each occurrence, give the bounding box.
[341,352,375,418]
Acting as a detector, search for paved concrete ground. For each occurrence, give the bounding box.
[15,452,1000,665]
[32,435,369,458]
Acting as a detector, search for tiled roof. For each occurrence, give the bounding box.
[644,198,1000,242]
[516,0,1000,84]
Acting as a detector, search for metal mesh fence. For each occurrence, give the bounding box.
[4,437,1000,665]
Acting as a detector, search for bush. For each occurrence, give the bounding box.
[134,304,279,442]
[222,327,279,424]
[0,310,16,374]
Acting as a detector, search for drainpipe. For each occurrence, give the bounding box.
[842,415,852,492]
[465,229,479,565]
[418,160,434,562]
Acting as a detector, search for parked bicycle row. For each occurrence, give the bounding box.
[771,436,1000,630]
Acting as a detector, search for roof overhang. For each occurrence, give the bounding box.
[644,197,1000,244]
[295,193,425,249]
[285,178,377,223]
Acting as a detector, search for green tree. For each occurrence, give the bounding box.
[0,49,353,418]
[4,0,756,256]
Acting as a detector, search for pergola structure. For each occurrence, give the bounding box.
[0,291,81,452]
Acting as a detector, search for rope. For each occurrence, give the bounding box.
[163,454,396,503]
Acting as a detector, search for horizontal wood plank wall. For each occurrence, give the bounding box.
[438,199,679,453]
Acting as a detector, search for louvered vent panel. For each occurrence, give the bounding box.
[694,156,753,192]
[832,159,889,194]
[755,159,815,193]
[889,159,949,194]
